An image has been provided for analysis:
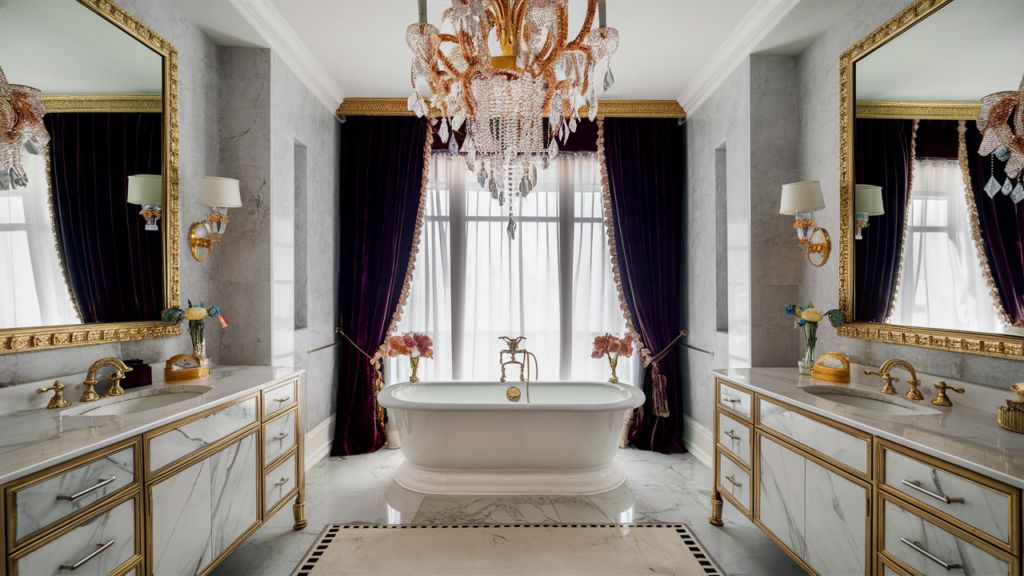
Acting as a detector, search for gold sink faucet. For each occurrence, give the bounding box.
[932,382,965,407]
[499,336,538,403]
[82,358,132,403]
[36,381,71,409]
[865,359,923,400]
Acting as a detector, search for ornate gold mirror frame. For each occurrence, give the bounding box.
[838,0,1024,361]
[0,0,180,354]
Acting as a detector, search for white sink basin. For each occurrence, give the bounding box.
[60,385,213,431]
[804,387,941,417]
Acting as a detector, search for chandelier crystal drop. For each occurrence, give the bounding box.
[406,0,619,226]
[0,65,49,191]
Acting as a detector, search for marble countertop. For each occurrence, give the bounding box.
[711,368,1024,489]
[0,365,302,486]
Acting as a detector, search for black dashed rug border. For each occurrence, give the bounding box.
[292,523,724,576]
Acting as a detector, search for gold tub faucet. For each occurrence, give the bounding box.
[865,359,923,400]
[499,336,538,403]
[82,357,133,403]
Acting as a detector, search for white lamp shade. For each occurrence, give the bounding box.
[855,184,885,215]
[198,177,242,208]
[779,181,826,215]
[127,174,162,205]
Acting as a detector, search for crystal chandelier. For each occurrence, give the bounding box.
[406,0,619,237]
[978,72,1024,203]
[0,65,49,191]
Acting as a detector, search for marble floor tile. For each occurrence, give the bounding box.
[210,448,804,576]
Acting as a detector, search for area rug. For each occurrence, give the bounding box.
[291,524,723,576]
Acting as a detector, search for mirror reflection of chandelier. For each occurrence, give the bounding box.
[0,65,49,191]
[406,0,619,237]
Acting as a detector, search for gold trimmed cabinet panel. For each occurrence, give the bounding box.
[1,378,306,576]
[837,0,1024,361]
[710,376,1024,576]
[0,0,181,355]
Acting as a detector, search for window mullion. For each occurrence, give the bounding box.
[450,159,467,380]
[558,157,574,380]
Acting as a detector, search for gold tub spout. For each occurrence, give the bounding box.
[498,336,538,403]
[865,358,922,400]
[82,357,133,402]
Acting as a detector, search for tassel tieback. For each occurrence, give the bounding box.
[645,330,687,419]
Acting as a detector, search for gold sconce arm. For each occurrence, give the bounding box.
[189,222,213,262]
[806,227,831,267]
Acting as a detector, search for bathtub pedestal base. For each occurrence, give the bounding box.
[394,459,628,495]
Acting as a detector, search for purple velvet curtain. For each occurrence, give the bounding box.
[602,118,685,455]
[965,122,1024,325]
[853,118,916,323]
[45,113,163,323]
[333,116,428,456]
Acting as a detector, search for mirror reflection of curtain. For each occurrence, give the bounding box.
[0,152,78,327]
[895,158,1000,332]
[964,122,1024,327]
[388,153,632,383]
[854,118,917,323]
[45,112,163,323]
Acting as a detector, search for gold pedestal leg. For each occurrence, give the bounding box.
[293,492,307,530]
[709,491,725,526]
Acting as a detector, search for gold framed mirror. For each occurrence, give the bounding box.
[0,0,179,354]
[838,0,1024,360]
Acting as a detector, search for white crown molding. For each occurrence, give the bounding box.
[677,0,800,114]
[228,0,345,113]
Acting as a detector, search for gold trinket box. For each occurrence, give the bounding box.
[811,352,851,384]
[164,354,209,383]
[998,384,1024,434]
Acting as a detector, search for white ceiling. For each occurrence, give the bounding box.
[0,0,163,95]
[856,0,1024,102]
[168,0,862,114]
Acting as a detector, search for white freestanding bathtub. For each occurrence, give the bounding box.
[377,381,645,495]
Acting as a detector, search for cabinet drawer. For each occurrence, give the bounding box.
[264,408,297,467]
[757,397,869,475]
[263,379,297,420]
[718,381,751,419]
[12,496,138,576]
[7,440,137,548]
[147,395,259,473]
[717,451,750,515]
[717,411,751,466]
[881,443,1015,551]
[882,497,1014,576]
[265,453,297,515]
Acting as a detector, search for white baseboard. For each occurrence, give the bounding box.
[305,414,335,470]
[682,414,713,469]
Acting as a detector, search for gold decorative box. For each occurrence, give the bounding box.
[998,406,1024,434]
[811,352,851,384]
[164,354,209,383]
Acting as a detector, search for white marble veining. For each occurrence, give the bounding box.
[15,444,135,540]
[151,458,213,575]
[717,411,751,466]
[803,457,867,575]
[718,453,750,513]
[757,434,807,558]
[0,366,302,486]
[263,409,296,464]
[210,432,259,556]
[713,368,1024,488]
[16,497,136,576]
[265,453,297,513]
[149,396,258,472]
[883,499,1007,576]
[758,396,869,474]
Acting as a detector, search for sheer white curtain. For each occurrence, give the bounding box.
[895,158,1001,333]
[0,153,77,328]
[389,153,632,383]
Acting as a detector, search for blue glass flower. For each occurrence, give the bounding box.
[785,305,797,315]
[208,306,221,317]
[794,319,806,327]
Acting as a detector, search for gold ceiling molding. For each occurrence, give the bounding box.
[838,0,1024,361]
[856,100,980,120]
[336,98,686,119]
[41,94,163,114]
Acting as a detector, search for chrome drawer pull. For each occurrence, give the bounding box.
[274,397,290,404]
[900,538,962,570]
[275,477,290,486]
[56,477,116,502]
[274,431,290,441]
[724,430,741,442]
[725,475,742,488]
[59,540,114,571]
[902,479,964,504]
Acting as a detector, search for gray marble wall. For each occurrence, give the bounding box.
[269,54,341,432]
[217,47,274,367]
[0,0,221,385]
[793,0,1024,390]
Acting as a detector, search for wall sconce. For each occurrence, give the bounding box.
[780,181,831,267]
[854,184,884,240]
[189,176,241,262]
[127,174,162,231]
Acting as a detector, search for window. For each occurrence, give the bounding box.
[389,154,633,383]
[894,158,1003,333]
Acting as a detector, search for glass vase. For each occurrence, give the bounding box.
[189,319,209,367]
[798,321,818,375]
[409,356,420,383]
[608,354,619,383]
